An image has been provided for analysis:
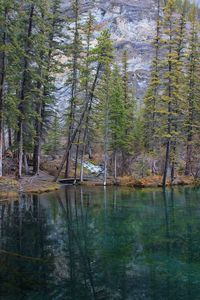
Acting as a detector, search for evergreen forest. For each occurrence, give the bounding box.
[0,0,200,188]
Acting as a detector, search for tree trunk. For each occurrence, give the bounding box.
[18,122,23,178]
[65,151,71,178]
[2,124,6,155]
[74,130,81,182]
[79,93,93,182]
[8,128,12,148]
[33,138,41,175]
[104,155,107,186]
[163,139,170,187]
[33,99,42,175]
[80,140,86,182]
[24,152,29,175]
[185,135,192,176]
[114,151,117,182]
[0,8,7,177]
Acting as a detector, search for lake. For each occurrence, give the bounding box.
[0,186,200,300]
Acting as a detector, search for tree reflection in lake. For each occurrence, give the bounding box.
[1,187,200,299]
[0,194,54,299]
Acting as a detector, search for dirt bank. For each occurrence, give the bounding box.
[0,177,19,200]
[0,171,60,199]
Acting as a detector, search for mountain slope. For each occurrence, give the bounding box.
[63,0,158,101]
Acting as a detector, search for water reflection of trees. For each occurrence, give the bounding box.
[0,194,54,299]
[141,188,200,300]
[56,187,149,300]
[1,187,200,299]
[46,187,200,299]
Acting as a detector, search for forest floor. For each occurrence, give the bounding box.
[19,171,60,194]
[0,171,60,200]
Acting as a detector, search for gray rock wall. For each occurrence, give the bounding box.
[97,0,157,101]
[62,0,158,102]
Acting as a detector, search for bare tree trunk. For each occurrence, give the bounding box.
[163,139,170,187]
[185,135,193,176]
[79,99,92,182]
[171,143,176,184]
[65,151,71,178]
[8,128,12,148]
[2,124,6,156]
[104,154,107,186]
[24,152,29,175]
[18,122,23,178]
[33,100,42,175]
[33,137,41,175]
[74,130,81,182]
[80,142,85,182]
[114,151,117,182]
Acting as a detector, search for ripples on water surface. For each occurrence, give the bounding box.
[0,186,200,299]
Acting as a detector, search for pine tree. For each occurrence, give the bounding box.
[79,13,95,181]
[158,0,183,186]
[121,50,135,175]
[0,0,10,176]
[170,0,187,182]
[144,0,162,153]
[109,65,125,180]
[184,5,200,175]
[32,0,66,174]
[0,0,20,176]
[53,29,113,182]
[144,0,188,185]
[64,0,83,178]
[43,111,61,154]
[94,30,114,185]
[16,1,35,177]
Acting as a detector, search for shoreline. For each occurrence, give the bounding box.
[80,175,197,188]
[0,174,198,200]
[0,173,60,199]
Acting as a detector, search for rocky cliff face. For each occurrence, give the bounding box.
[63,0,158,101]
[92,0,158,101]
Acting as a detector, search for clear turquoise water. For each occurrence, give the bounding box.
[1,186,200,299]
